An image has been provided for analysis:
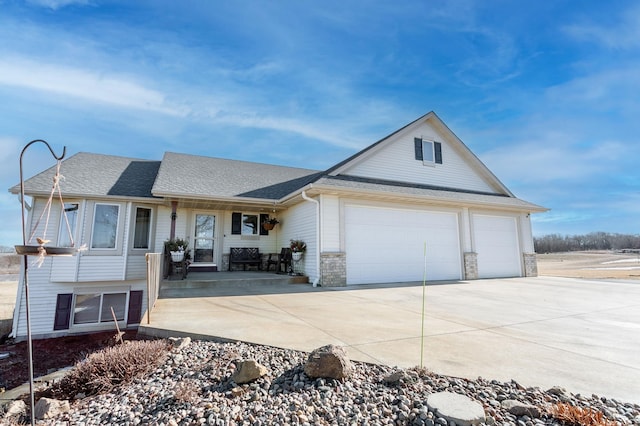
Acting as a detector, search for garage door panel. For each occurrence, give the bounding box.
[345,206,461,285]
[473,215,521,278]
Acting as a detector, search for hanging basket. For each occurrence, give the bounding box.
[15,245,76,256]
[170,251,185,262]
[263,222,275,231]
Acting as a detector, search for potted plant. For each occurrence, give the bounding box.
[262,217,279,231]
[290,239,306,261]
[165,237,191,262]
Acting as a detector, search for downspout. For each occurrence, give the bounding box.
[301,191,320,287]
[169,201,178,240]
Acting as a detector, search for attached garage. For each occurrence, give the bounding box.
[344,205,462,285]
[472,214,521,278]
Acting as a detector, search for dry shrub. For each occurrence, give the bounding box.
[45,339,169,399]
[174,380,200,404]
[549,403,619,426]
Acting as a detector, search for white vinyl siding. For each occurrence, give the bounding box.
[320,194,340,252]
[12,252,148,337]
[472,214,522,278]
[344,122,496,193]
[125,256,148,280]
[344,204,462,284]
[279,201,317,281]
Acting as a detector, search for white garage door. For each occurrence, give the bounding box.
[344,205,462,285]
[472,214,521,278]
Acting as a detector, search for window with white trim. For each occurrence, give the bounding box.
[91,204,120,249]
[414,137,443,165]
[73,292,127,325]
[58,202,79,247]
[133,207,152,249]
[242,214,258,235]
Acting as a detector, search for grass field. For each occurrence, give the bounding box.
[537,250,640,280]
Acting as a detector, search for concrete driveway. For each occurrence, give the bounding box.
[139,276,640,403]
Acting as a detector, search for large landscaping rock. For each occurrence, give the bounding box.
[3,400,26,420]
[501,399,541,418]
[304,344,352,380]
[34,397,70,420]
[231,360,269,384]
[427,391,486,426]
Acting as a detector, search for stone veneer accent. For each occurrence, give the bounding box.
[463,252,478,280]
[320,252,347,287]
[523,253,538,277]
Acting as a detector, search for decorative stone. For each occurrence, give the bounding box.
[383,370,418,385]
[34,397,70,420]
[501,399,541,418]
[231,360,269,384]
[304,344,352,380]
[4,400,27,418]
[427,392,486,426]
[168,336,191,350]
[547,386,571,402]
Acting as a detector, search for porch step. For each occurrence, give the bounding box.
[159,272,309,298]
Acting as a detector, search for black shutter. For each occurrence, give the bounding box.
[434,142,443,164]
[127,290,143,325]
[259,213,269,236]
[231,212,242,235]
[414,138,423,161]
[53,293,73,330]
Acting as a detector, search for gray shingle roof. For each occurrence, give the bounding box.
[152,152,321,200]
[10,152,161,199]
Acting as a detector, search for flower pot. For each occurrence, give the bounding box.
[292,252,303,261]
[170,251,185,262]
[263,222,275,231]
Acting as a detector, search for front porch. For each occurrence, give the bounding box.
[159,271,309,298]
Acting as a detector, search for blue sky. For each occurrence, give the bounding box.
[1,0,639,247]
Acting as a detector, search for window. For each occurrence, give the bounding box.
[242,214,258,235]
[414,137,443,165]
[91,204,120,249]
[422,140,435,163]
[232,212,271,236]
[73,292,126,325]
[133,207,152,249]
[58,203,79,247]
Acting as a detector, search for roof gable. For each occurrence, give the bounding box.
[326,112,513,196]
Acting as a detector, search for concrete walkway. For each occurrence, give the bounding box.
[139,276,640,403]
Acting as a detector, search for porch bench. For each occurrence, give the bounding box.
[228,247,262,271]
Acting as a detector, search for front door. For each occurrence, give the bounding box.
[193,214,216,264]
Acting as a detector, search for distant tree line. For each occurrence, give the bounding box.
[534,232,640,253]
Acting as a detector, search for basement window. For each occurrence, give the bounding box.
[73,292,126,325]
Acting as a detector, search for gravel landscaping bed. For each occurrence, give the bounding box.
[34,339,640,425]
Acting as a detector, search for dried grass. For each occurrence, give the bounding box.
[173,380,200,404]
[548,403,619,426]
[44,339,169,400]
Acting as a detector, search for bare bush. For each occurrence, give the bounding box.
[548,403,619,426]
[44,339,169,400]
[173,380,200,404]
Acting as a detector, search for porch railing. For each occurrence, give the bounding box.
[145,252,162,324]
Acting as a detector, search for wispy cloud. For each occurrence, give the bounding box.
[564,5,640,49]
[0,57,189,116]
[25,0,92,10]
